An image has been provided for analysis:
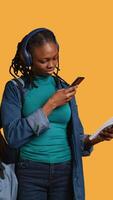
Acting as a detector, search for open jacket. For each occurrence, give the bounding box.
[1,76,93,200]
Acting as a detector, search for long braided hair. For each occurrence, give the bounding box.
[9,28,62,87]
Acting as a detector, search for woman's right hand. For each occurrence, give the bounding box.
[49,86,77,108]
[42,86,77,116]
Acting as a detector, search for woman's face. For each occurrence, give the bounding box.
[31,42,59,76]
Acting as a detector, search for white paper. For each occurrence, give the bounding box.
[89,117,113,140]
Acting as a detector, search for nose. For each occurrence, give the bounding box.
[48,60,54,68]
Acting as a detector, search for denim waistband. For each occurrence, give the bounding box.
[18,159,72,166]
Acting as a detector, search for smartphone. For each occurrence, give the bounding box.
[70,77,85,87]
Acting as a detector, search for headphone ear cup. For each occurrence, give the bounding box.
[21,28,47,67]
[27,52,32,66]
[23,49,32,67]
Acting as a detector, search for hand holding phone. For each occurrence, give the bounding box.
[70,77,85,87]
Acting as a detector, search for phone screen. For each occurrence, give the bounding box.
[70,77,85,87]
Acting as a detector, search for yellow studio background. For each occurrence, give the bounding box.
[0,0,113,199]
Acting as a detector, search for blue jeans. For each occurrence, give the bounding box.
[16,159,74,200]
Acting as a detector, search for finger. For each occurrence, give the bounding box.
[66,91,76,98]
[101,132,113,137]
[57,88,65,92]
[73,85,78,89]
[107,134,113,138]
[106,129,113,133]
[99,132,113,139]
[104,137,112,141]
[65,86,75,93]
[66,97,72,102]
[104,135,113,139]
[103,126,113,132]
[99,133,113,140]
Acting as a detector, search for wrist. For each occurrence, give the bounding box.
[83,134,102,149]
[48,98,56,110]
[84,135,93,149]
[42,98,56,116]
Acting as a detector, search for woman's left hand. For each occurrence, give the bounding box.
[85,127,113,147]
[90,126,113,146]
[99,126,113,141]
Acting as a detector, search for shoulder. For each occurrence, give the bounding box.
[3,76,27,99]
[2,80,19,102]
[5,76,28,90]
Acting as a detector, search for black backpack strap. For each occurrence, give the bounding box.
[10,77,25,104]
[0,78,25,164]
[0,161,5,179]
[0,131,19,164]
[5,78,25,164]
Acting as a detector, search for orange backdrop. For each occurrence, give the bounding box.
[0,1,113,199]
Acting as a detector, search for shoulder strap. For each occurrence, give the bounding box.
[0,79,23,164]
[0,161,5,179]
[10,77,25,103]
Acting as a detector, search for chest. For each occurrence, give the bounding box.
[23,83,71,125]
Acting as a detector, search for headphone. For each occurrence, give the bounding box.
[20,28,59,67]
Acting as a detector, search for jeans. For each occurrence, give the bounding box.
[16,159,74,200]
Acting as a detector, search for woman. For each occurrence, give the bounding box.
[1,28,113,200]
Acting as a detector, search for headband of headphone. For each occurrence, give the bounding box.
[21,28,59,67]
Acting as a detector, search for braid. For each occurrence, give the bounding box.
[9,42,32,79]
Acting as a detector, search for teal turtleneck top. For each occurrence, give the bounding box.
[20,75,72,163]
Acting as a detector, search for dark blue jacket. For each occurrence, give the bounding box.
[1,76,93,200]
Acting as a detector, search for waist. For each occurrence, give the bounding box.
[49,122,67,129]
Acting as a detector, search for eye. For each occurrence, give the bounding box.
[39,60,48,64]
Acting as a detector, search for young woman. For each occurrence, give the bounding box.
[1,28,113,200]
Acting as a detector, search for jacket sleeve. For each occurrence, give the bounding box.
[78,118,93,156]
[75,101,93,157]
[1,81,50,148]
